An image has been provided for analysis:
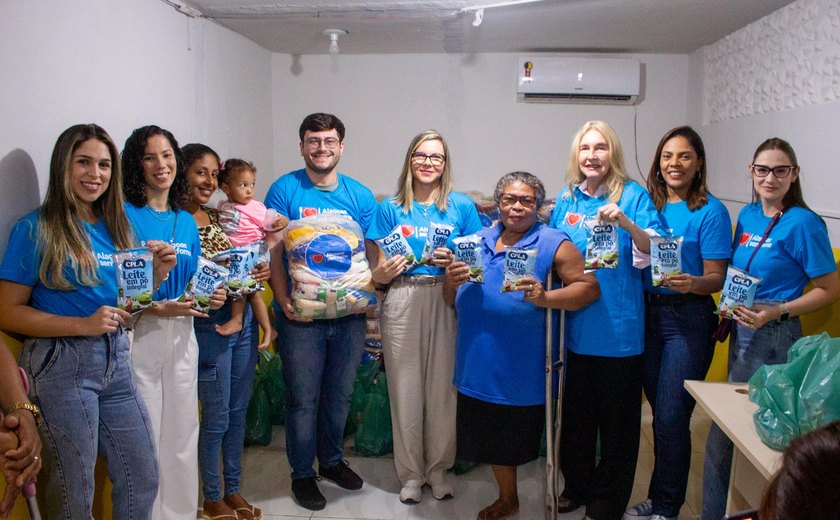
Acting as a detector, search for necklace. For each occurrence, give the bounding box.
[416,200,434,218]
[145,204,173,222]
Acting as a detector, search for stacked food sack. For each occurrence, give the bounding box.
[284,214,377,319]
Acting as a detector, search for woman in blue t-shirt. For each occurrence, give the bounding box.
[121,125,223,519]
[0,124,175,518]
[624,127,731,520]
[549,120,665,520]
[701,138,839,520]
[366,130,482,504]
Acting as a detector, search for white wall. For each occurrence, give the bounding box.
[689,0,840,244]
[0,0,274,256]
[271,53,690,199]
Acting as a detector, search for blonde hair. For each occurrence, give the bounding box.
[38,124,133,290]
[563,120,628,203]
[395,130,453,214]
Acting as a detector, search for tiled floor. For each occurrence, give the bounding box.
[236,401,712,519]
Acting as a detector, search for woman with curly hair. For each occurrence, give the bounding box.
[122,125,223,519]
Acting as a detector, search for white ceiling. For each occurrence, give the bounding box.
[178,0,794,55]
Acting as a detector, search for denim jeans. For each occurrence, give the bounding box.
[19,328,158,519]
[701,311,801,520]
[196,301,258,501]
[643,297,717,517]
[275,312,365,480]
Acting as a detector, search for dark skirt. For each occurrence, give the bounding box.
[456,392,545,466]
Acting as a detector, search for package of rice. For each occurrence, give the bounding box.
[584,217,619,269]
[179,257,229,313]
[284,214,378,319]
[717,266,762,318]
[453,234,484,283]
[375,225,419,270]
[420,222,454,264]
[115,248,155,313]
[216,241,266,298]
[650,236,684,286]
[501,247,538,292]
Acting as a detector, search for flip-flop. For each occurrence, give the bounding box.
[198,513,238,520]
[233,506,264,520]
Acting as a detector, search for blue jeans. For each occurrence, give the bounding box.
[700,312,801,520]
[19,329,158,519]
[643,297,717,517]
[196,301,258,501]
[275,312,365,480]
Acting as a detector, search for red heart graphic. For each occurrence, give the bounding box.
[739,232,751,246]
[566,213,583,226]
[312,253,324,263]
[401,225,414,237]
[302,207,317,217]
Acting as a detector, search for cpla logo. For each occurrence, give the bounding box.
[739,232,752,246]
[438,228,452,237]
[732,275,753,286]
[301,207,318,218]
[658,242,678,251]
[123,259,146,269]
[458,242,475,250]
[230,253,243,262]
[593,224,613,233]
[508,251,528,260]
[383,233,401,245]
[566,213,583,226]
[201,266,216,276]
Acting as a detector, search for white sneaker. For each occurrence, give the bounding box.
[623,498,653,520]
[430,479,454,500]
[399,481,423,504]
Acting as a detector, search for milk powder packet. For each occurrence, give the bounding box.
[584,217,619,269]
[717,266,762,318]
[420,222,454,264]
[217,241,266,297]
[650,236,684,286]
[179,257,229,313]
[501,247,537,292]
[375,225,419,270]
[453,234,484,283]
[115,248,155,313]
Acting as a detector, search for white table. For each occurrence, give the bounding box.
[684,380,783,512]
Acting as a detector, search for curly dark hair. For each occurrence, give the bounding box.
[298,113,345,142]
[121,125,189,211]
[646,126,709,211]
[181,143,220,169]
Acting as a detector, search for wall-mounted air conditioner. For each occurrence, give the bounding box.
[517,57,641,105]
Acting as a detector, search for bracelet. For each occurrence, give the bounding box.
[6,402,43,425]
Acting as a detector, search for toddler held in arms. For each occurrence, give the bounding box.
[217,158,288,349]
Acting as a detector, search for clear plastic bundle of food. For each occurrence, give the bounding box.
[285,214,378,319]
[214,241,267,298]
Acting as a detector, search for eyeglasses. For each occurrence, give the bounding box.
[411,152,446,166]
[499,194,537,209]
[751,164,795,179]
[304,137,341,149]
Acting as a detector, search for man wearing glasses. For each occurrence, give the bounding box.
[265,113,377,511]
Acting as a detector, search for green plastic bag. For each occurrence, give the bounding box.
[244,382,272,446]
[344,356,383,438]
[748,333,840,450]
[355,371,393,456]
[258,351,286,425]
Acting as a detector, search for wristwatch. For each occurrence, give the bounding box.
[777,306,791,322]
[6,402,43,425]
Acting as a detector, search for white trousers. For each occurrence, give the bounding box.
[131,315,200,520]
[379,281,457,486]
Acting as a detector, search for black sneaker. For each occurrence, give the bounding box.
[291,477,326,511]
[318,459,363,490]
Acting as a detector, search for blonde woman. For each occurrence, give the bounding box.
[549,121,665,520]
[367,130,482,504]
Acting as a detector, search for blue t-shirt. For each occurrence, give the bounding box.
[454,222,567,406]
[549,181,664,357]
[264,169,376,231]
[732,204,835,301]
[366,192,483,275]
[0,210,120,317]
[645,194,732,294]
[125,203,201,301]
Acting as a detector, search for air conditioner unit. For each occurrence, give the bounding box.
[517,57,640,105]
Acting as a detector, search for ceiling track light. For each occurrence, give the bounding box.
[461,0,544,26]
[322,29,348,55]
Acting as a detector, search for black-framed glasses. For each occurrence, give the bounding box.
[751,164,795,179]
[304,137,341,149]
[411,152,446,166]
[499,194,537,209]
